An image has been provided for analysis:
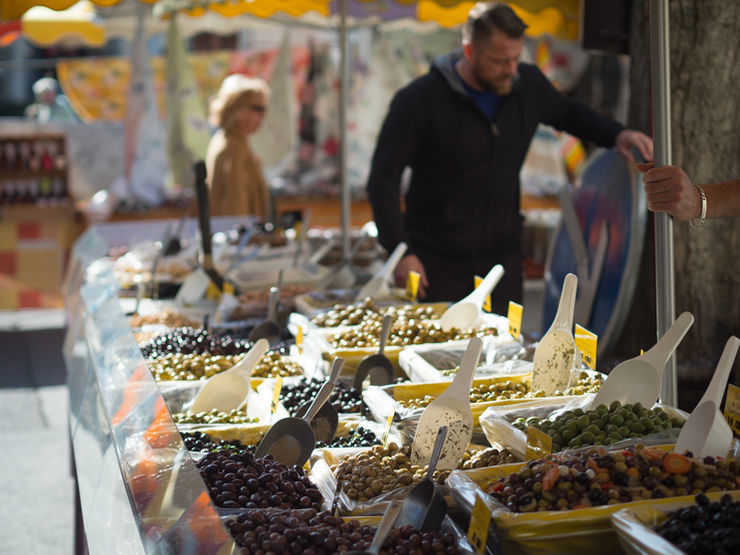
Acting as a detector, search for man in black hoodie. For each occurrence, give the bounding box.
[367,2,653,314]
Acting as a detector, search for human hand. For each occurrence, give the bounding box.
[616,130,653,163]
[393,254,429,299]
[636,163,701,221]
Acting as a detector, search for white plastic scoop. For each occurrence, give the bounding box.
[590,311,694,409]
[439,264,504,331]
[674,336,739,459]
[355,242,407,301]
[531,273,578,395]
[188,338,270,414]
[411,336,482,470]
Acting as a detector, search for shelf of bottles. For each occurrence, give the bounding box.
[0,133,70,206]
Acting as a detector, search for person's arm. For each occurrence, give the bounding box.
[529,65,653,162]
[636,163,740,220]
[366,87,419,254]
[367,87,430,296]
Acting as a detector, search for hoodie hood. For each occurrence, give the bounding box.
[432,50,466,95]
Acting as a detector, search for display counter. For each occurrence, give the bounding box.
[63,228,236,553]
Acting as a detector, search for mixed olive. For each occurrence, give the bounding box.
[655,493,740,553]
[181,430,256,453]
[311,298,440,328]
[511,401,683,451]
[281,377,367,415]
[172,406,259,425]
[129,309,199,329]
[315,427,380,449]
[196,450,323,510]
[333,443,517,502]
[225,508,462,554]
[149,352,239,381]
[485,446,740,512]
[329,320,498,349]
[141,327,253,358]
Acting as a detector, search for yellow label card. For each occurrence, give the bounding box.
[467,493,492,554]
[405,271,420,302]
[381,412,395,447]
[474,275,492,312]
[223,282,235,295]
[296,326,304,354]
[724,384,740,436]
[206,280,221,300]
[525,425,553,460]
[507,301,523,339]
[574,324,598,370]
[271,376,283,416]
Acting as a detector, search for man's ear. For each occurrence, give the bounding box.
[462,42,473,61]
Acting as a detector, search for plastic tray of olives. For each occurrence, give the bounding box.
[291,288,419,317]
[398,334,536,383]
[445,445,740,555]
[479,398,688,460]
[221,507,477,554]
[363,369,605,427]
[610,490,740,555]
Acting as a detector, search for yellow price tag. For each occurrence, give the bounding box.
[405,271,420,302]
[507,301,523,339]
[381,412,395,447]
[474,275,492,312]
[293,221,303,239]
[223,282,235,295]
[206,280,221,300]
[467,493,492,554]
[525,425,553,460]
[271,376,283,416]
[574,324,598,370]
[724,384,740,436]
[296,326,304,354]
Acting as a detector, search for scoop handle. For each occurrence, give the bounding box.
[640,311,694,376]
[267,286,279,322]
[550,273,577,332]
[377,314,393,356]
[227,338,269,379]
[467,264,505,308]
[442,336,483,400]
[368,500,403,553]
[426,426,448,480]
[699,336,739,405]
[303,357,344,423]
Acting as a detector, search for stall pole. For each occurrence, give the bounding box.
[338,0,351,262]
[650,0,677,406]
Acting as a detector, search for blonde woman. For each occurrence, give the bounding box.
[206,74,271,218]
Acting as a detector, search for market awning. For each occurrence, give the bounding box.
[158,0,581,41]
[1,0,155,20]
[0,1,107,47]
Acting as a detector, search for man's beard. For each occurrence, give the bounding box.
[472,66,515,95]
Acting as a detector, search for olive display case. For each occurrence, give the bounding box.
[62,227,237,554]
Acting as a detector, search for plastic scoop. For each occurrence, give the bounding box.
[293,358,344,443]
[397,426,448,531]
[249,286,282,343]
[439,264,505,331]
[411,337,482,470]
[254,357,344,466]
[355,242,407,301]
[531,273,578,395]
[346,499,403,555]
[674,336,739,459]
[353,314,395,391]
[590,311,694,409]
[188,338,269,414]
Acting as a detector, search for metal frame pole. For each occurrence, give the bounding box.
[338,0,351,263]
[650,0,677,406]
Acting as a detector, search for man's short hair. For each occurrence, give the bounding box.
[462,2,528,44]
